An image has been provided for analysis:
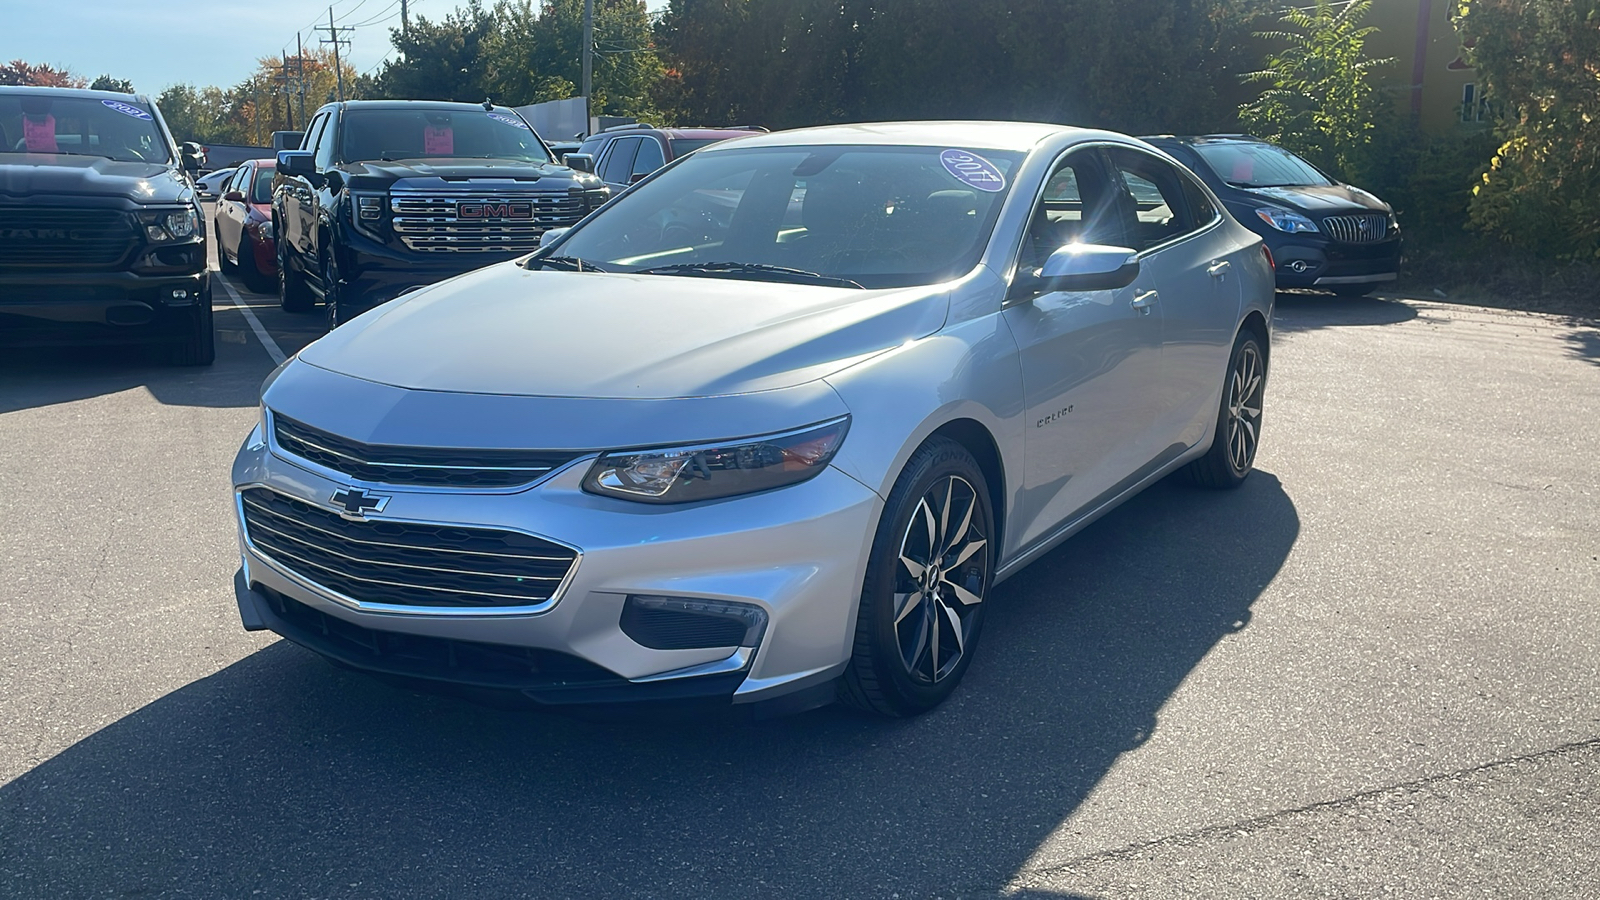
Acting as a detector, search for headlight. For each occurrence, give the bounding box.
[583,417,850,504]
[1254,206,1319,234]
[350,191,386,239]
[138,207,200,241]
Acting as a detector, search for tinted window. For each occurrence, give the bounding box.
[1019,150,1120,269]
[599,137,640,184]
[1193,141,1332,188]
[313,113,338,169]
[1106,147,1198,252]
[554,144,1023,289]
[337,108,550,163]
[0,94,169,163]
[631,138,665,178]
[251,165,275,203]
[302,113,329,167]
[1179,172,1217,226]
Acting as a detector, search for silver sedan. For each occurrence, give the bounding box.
[230,121,1274,717]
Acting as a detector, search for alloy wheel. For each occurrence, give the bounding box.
[893,475,989,684]
[1226,343,1265,473]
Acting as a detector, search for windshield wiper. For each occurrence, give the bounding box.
[635,262,864,289]
[523,255,608,273]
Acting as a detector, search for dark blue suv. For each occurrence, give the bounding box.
[1144,135,1399,296]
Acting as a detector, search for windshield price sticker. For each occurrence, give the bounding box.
[102,100,153,121]
[487,113,530,129]
[940,149,1006,192]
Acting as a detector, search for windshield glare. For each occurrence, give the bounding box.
[339,109,550,164]
[0,95,171,164]
[552,145,1022,289]
[1194,142,1332,188]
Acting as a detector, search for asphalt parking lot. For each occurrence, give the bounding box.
[2,251,1598,896]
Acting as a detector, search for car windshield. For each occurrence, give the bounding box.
[339,108,550,164]
[548,144,1022,289]
[250,166,274,203]
[1194,141,1332,188]
[0,94,171,164]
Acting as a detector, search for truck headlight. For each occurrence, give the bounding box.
[1254,206,1319,234]
[138,207,200,241]
[583,417,850,504]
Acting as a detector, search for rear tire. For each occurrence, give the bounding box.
[215,221,236,272]
[1183,330,1266,489]
[840,437,994,717]
[1331,284,1376,298]
[238,235,271,293]
[278,237,314,313]
[169,286,215,366]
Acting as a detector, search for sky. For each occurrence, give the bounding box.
[4,0,668,97]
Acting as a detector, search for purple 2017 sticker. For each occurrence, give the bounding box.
[487,113,530,129]
[940,149,1005,192]
[101,99,153,121]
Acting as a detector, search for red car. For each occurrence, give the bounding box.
[213,158,278,291]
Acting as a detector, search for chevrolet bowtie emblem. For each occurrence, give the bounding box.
[329,487,390,520]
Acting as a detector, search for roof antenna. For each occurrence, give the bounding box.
[482,98,495,110]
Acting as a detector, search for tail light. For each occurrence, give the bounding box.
[1262,244,1275,270]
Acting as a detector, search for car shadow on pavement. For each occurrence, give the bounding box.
[1272,291,1419,332]
[0,305,270,414]
[0,472,1298,899]
[1563,320,1600,366]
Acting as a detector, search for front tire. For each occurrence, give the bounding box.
[169,286,215,366]
[1183,330,1267,489]
[277,236,314,313]
[1331,284,1376,298]
[840,437,994,716]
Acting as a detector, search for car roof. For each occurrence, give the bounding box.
[0,85,151,104]
[700,120,1113,153]
[329,100,519,113]
[1141,134,1269,146]
[657,128,765,140]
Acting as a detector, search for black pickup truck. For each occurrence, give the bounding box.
[274,100,609,327]
[0,86,213,364]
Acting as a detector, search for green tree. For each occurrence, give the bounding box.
[1238,0,1393,181]
[370,0,497,102]
[484,0,662,118]
[1456,0,1600,259]
[89,75,134,93]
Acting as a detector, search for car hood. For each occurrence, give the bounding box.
[1239,183,1389,213]
[297,265,950,399]
[342,158,575,182]
[0,155,189,203]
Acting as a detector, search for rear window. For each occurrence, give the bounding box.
[251,166,275,203]
[338,108,550,164]
[0,94,170,164]
[667,138,726,157]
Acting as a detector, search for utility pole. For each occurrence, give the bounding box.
[316,6,354,102]
[276,54,296,130]
[295,33,307,125]
[581,0,593,133]
[401,0,409,36]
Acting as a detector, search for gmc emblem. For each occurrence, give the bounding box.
[457,201,533,220]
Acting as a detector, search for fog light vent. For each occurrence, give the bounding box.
[620,595,767,650]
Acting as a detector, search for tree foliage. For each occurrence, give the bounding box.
[158,49,350,146]
[1238,0,1392,181]
[89,75,135,93]
[1456,0,1600,259]
[0,60,85,88]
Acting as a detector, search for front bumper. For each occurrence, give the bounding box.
[231,425,881,712]
[335,227,520,316]
[1266,235,1401,289]
[0,268,209,345]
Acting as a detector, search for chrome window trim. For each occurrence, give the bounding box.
[235,484,585,618]
[264,409,591,495]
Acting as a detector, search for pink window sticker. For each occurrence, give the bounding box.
[23,115,58,153]
[423,126,454,155]
[1231,156,1254,182]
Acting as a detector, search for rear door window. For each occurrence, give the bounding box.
[631,138,665,180]
[599,137,641,185]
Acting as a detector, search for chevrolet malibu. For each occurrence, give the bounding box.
[231,122,1275,717]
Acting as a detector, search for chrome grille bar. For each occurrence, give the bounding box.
[1321,213,1390,244]
[388,189,586,253]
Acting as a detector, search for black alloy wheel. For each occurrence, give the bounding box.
[841,436,993,716]
[169,285,215,366]
[322,251,345,330]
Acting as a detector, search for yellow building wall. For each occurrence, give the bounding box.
[1363,0,1480,132]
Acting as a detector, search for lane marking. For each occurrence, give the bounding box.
[215,275,287,366]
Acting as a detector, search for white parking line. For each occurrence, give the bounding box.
[215,275,287,366]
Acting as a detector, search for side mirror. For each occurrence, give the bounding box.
[1038,243,1140,293]
[180,141,205,172]
[222,190,245,202]
[539,227,569,248]
[565,152,594,173]
[276,150,315,178]
[628,172,650,185]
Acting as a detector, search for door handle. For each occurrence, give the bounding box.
[1131,290,1158,315]
[1207,260,1231,278]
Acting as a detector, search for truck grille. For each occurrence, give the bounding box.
[239,487,579,609]
[1320,213,1391,244]
[272,413,580,488]
[0,207,139,270]
[390,189,586,253]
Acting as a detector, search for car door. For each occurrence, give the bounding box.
[597,136,641,192]
[279,112,326,264]
[215,163,248,255]
[1104,146,1240,448]
[1001,147,1167,550]
[307,109,340,267]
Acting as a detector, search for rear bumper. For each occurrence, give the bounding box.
[0,269,209,344]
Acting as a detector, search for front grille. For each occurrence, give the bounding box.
[240,487,578,608]
[272,413,580,488]
[0,207,139,269]
[390,189,586,253]
[1321,213,1391,244]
